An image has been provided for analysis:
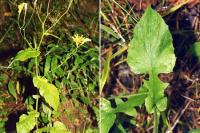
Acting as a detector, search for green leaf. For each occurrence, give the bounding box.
[189,129,200,133]
[115,92,147,113]
[100,47,112,93]
[99,98,116,133]
[8,80,17,100]
[33,76,60,110]
[189,42,200,60]
[142,75,168,113]
[127,7,176,113]
[44,56,51,76]
[128,7,175,75]
[51,56,58,70]
[0,74,8,86]
[14,48,40,62]
[100,93,147,133]
[79,96,90,105]
[51,56,59,76]
[115,98,137,117]
[28,58,35,72]
[101,24,120,39]
[115,122,126,133]
[44,32,61,40]
[85,128,98,133]
[50,121,70,133]
[16,110,39,133]
[55,67,64,77]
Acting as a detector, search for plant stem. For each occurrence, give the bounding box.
[46,0,73,33]
[153,107,160,133]
[35,92,39,130]
[35,47,39,130]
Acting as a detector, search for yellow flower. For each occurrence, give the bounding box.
[72,34,91,47]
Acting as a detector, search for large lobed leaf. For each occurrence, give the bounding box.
[142,74,168,113]
[16,110,39,133]
[127,7,176,113]
[33,76,60,111]
[128,7,175,75]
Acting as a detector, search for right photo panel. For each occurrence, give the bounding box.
[100,0,200,133]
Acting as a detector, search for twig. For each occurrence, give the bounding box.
[163,0,191,16]
[181,95,196,102]
[166,100,192,132]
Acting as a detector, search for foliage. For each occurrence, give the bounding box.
[100,93,147,133]
[14,48,40,62]
[16,111,39,133]
[127,7,176,133]
[33,76,60,111]
[8,80,17,101]
[100,98,116,133]
[0,0,98,132]
[100,5,177,133]
[189,129,200,133]
[189,42,200,61]
[50,121,70,133]
[100,47,112,93]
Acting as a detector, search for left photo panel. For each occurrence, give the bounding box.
[0,0,99,133]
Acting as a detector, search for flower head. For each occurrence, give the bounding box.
[72,34,91,47]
